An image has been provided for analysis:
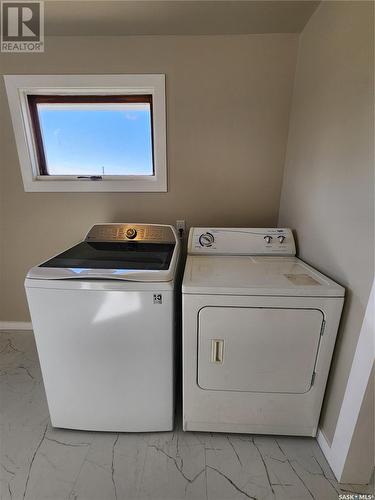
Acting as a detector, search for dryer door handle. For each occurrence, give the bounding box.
[211,339,224,364]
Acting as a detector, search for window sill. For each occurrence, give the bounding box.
[23,176,167,192]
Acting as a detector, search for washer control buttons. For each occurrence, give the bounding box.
[125,227,137,239]
[264,235,273,244]
[278,235,285,244]
[199,232,215,247]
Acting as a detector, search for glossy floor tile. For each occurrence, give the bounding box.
[0,331,373,500]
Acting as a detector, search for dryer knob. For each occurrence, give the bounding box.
[199,232,215,247]
[264,235,273,244]
[278,235,285,244]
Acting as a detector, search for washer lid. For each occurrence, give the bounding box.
[182,256,344,297]
[26,223,180,282]
[27,243,179,282]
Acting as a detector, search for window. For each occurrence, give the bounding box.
[4,75,166,192]
[28,95,154,177]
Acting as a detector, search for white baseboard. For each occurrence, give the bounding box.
[0,321,33,331]
[317,429,336,475]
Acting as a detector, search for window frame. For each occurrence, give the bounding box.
[4,74,167,192]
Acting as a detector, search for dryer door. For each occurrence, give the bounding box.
[198,307,323,393]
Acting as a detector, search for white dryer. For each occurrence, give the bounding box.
[182,228,344,436]
[25,223,180,432]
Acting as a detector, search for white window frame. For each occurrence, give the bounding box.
[4,74,167,192]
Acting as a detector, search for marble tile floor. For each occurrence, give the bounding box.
[0,330,373,500]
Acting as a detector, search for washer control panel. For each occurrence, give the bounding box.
[85,224,176,243]
[189,228,295,255]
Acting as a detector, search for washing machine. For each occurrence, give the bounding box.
[182,227,344,436]
[25,223,180,432]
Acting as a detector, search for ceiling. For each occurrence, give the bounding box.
[44,0,321,36]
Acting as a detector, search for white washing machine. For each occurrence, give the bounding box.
[182,227,344,436]
[25,223,180,432]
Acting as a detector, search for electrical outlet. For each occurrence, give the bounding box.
[176,220,185,234]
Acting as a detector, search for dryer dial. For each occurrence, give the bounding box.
[264,235,273,244]
[199,232,215,247]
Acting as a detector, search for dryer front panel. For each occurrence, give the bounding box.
[198,307,323,393]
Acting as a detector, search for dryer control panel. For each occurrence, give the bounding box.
[188,228,296,255]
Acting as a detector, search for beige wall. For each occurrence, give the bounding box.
[340,366,374,484]
[278,1,374,443]
[0,34,298,321]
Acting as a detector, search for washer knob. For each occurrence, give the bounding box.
[199,232,215,247]
[126,227,137,239]
[278,235,285,244]
[264,235,273,244]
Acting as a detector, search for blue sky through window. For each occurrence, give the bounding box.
[37,103,154,176]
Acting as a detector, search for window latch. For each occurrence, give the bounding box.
[77,175,103,181]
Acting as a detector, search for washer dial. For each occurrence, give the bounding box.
[126,227,137,239]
